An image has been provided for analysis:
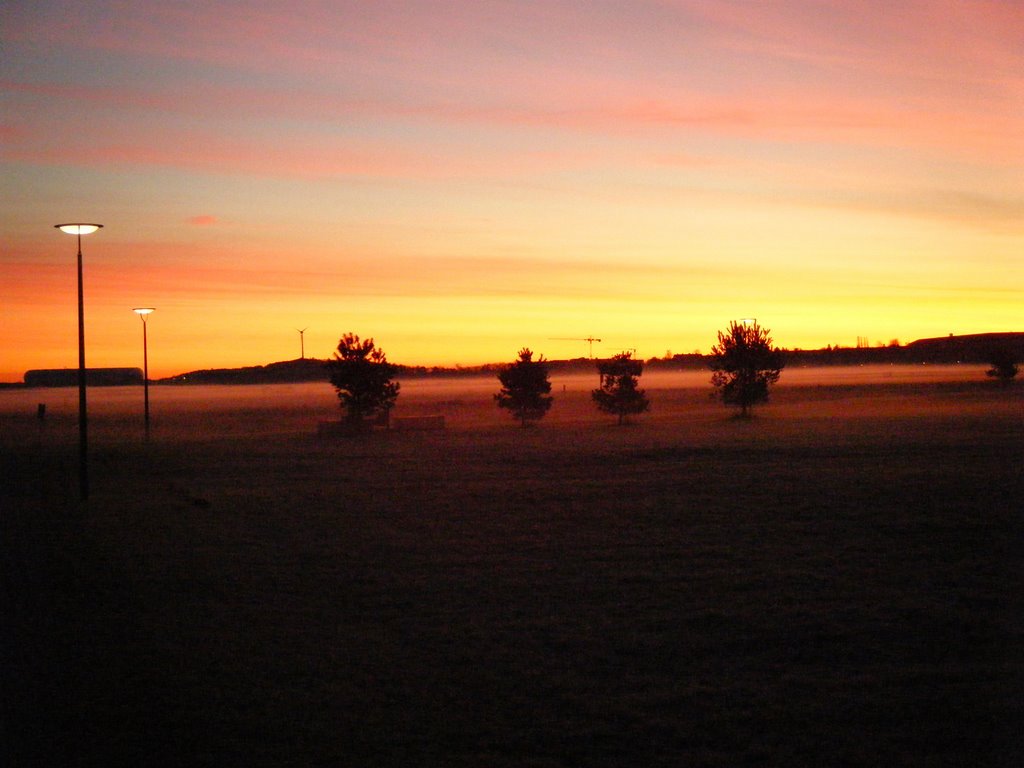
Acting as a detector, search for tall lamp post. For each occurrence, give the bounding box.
[133,308,155,437]
[55,223,103,502]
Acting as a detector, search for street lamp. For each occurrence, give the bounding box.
[133,308,155,437]
[55,222,103,501]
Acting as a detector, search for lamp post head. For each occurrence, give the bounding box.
[133,307,155,316]
[55,223,103,235]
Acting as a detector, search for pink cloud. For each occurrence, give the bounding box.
[187,215,218,226]
[3,1,1019,196]
[0,123,27,142]
[4,0,1020,172]
[4,71,1017,172]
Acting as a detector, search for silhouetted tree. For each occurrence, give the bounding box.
[710,320,784,417]
[986,346,1019,383]
[327,333,400,427]
[592,352,650,425]
[495,348,553,426]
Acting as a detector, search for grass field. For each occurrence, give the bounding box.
[3,368,1022,766]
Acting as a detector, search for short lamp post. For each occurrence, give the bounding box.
[55,222,103,502]
[133,308,155,436]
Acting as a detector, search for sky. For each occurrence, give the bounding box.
[2,0,1021,380]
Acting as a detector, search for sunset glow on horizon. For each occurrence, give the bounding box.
[2,0,1021,380]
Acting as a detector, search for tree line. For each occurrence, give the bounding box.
[327,320,796,430]
[328,321,1019,430]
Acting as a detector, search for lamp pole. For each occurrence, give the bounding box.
[55,223,103,501]
[133,308,155,437]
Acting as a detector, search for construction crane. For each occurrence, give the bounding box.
[549,336,602,358]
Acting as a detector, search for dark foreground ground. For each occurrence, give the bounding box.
[2,377,1023,766]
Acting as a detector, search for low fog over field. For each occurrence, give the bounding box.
[3,365,1021,766]
[0,364,995,440]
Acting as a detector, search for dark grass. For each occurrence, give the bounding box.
[3,382,1023,766]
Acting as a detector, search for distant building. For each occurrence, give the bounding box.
[24,368,144,387]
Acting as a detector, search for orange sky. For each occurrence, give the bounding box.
[2,1,1022,380]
